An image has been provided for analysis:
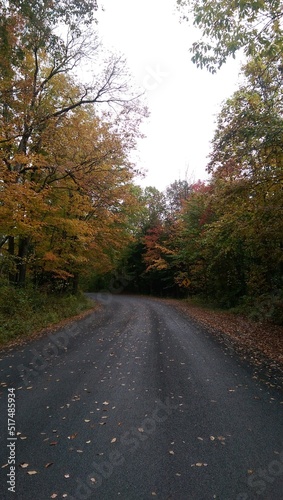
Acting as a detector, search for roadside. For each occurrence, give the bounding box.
[0,288,98,350]
[164,298,283,389]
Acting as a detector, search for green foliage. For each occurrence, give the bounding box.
[177,0,283,72]
[0,282,93,345]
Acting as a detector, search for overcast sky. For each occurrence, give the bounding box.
[96,0,244,191]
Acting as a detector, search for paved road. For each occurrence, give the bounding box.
[0,294,282,500]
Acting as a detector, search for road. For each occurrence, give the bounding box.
[0,294,282,500]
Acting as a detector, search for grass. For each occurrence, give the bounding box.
[0,284,95,347]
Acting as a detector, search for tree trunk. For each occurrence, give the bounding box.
[72,272,79,294]
[8,236,16,284]
[16,237,29,286]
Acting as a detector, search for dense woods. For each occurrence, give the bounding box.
[0,0,282,339]
[108,56,283,325]
[0,0,146,294]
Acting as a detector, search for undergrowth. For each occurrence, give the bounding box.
[0,284,94,346]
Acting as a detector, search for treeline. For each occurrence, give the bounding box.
[108,57,282,324]
[0,0,146,293]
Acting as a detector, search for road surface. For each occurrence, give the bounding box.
[0,294,282,499]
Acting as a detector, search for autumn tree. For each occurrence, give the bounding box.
[206,56,283,307]
[0,0,146,287]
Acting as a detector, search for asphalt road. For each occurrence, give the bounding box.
[0,294,283,500]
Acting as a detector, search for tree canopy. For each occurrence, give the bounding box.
[0,0,146,289]
[177,0,283,72]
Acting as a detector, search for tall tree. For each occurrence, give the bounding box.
[0,1,146,286]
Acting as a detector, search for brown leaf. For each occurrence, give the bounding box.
[68,433,77,440]
[45,462,53,468]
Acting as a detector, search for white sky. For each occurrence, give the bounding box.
[96,0,244,191]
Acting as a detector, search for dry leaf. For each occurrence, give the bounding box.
[138,428,144,433]
[68,433,77,440]
[27,470,38,475]
[49,441,58,446]
[111,438,117,443]
[169,450,174,455]
[19,463,29,469]
[45,463,53,468]
[50,494,57,499]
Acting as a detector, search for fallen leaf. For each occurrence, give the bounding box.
[49,441,58,446]
[64,474,70,478]
[68,433,77,440]
[19,463,29,469]
[138,428,144,433]
[103,401,109,405]
[50,494,57,499]
[27,470,38,475]
[111,438,117,443]
[45,463,53,468]
[169,450,174,455]
[84,419,90,423]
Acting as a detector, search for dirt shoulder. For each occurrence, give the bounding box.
[163,298,283,389]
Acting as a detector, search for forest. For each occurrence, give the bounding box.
[0,0,282,342]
